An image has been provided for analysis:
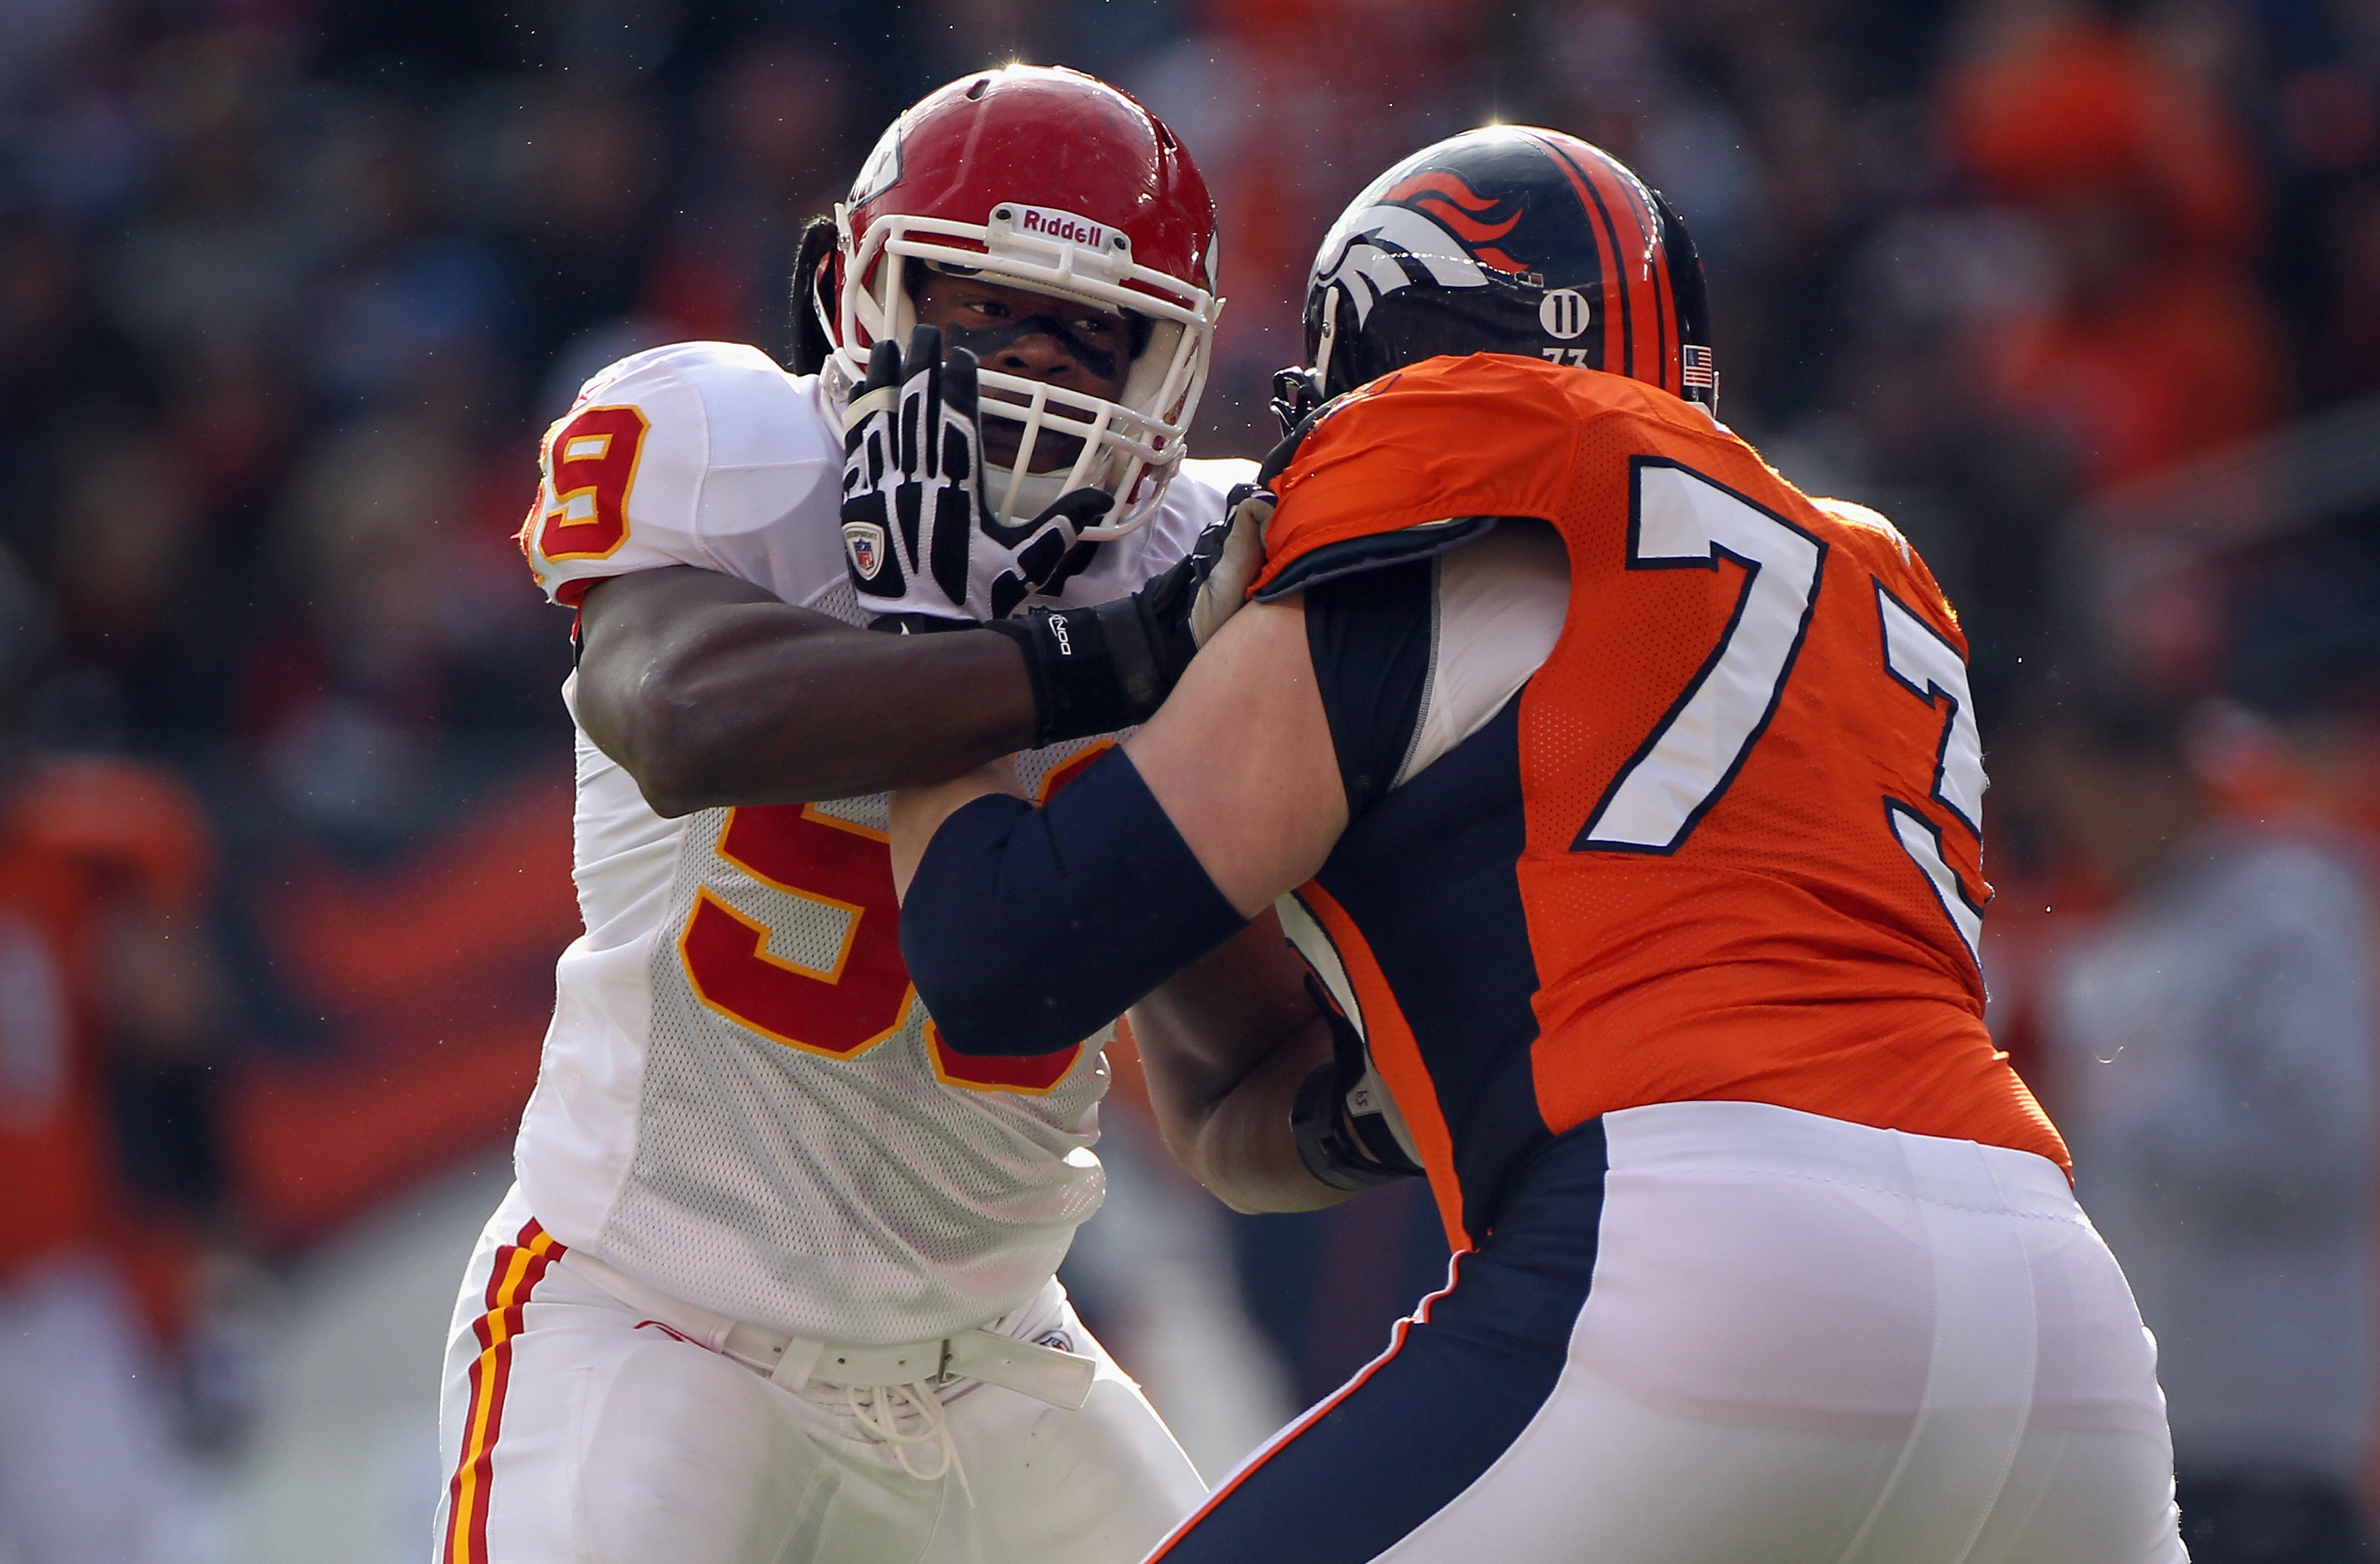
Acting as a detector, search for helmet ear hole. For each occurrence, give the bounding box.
[787,215,840,375]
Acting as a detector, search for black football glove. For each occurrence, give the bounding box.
[984,477,1273,746]
[981,394,1339,745]
[840,327,980,624]
[842,324,1125,628]
[977,485,1115,624]
[1291,974,1425,1192]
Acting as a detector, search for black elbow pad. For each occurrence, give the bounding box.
[900,749,1248,1057]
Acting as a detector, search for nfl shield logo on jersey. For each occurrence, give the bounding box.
[843,521,887,580]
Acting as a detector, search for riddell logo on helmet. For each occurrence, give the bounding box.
[1015,206,1111,250]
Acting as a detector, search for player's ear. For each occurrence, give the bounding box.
[787,215,839,376]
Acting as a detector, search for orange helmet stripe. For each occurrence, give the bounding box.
[1523,129,1629,379]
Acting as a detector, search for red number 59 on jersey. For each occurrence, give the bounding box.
[679,804,1083,1094]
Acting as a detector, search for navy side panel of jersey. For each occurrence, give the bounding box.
[1304,559,1435,814]
[1314,694,1553,1238]
[1304,562,1553,1238]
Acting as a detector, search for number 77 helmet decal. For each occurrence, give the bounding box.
[1280,126,1716,426]
[811,65,1223,541]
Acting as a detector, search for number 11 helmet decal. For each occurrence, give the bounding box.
[815,65,1223,541]
[1284,126,1716,423]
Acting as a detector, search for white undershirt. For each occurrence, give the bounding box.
[1395,520,1572,789]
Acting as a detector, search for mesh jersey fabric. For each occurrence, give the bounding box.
[515,339,1255,1340]
[1265,353,2063,1248]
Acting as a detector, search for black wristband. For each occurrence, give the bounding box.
[986,596,1170,747]
[1291,1061,1423,1193]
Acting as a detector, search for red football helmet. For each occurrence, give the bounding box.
[815,65,1223,540]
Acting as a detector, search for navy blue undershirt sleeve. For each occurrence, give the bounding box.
[899,747,1250,1057]
[1304,558,1435,819]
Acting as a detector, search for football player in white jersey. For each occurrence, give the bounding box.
[430,66,1259,1564]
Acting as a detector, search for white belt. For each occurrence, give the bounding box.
[560,1251,1097,1411]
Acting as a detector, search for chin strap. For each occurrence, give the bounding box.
[983,384,1330,747]
[983,479,1253,747]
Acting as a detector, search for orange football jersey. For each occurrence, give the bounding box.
[0,756,215,1280]
[1257,354,2064,1247]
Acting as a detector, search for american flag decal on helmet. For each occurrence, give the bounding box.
[1681,345,1716,390]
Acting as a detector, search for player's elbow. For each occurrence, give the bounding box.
[628,763,707,819]
[926,993,1100,1061]
[570,583,687,812]
[900,806,1125,1057]
[574,639,724,816]
[906,759,1254,1057]
[608,668,719,817]
[904,934,1100,1059]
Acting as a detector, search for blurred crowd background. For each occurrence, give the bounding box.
[4,0,2380,1559]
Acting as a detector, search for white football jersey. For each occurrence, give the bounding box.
[514,339,1255,1344]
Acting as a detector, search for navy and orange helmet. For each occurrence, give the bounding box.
[1285,127,1715,423]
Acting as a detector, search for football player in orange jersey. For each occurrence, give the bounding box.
[886,129,2187,1563]
[0,556,232,1563]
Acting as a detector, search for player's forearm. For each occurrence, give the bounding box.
[1145,1008,1348,1213]
[1130,919,1351,1212]
[579,574,1038,813]
[630,609,1035,809]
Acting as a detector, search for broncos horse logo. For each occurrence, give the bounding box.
[1311,171,1532,328]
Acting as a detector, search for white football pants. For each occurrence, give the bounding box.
[1153,1100,2188,1564]
[431,1184,1204,1564]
